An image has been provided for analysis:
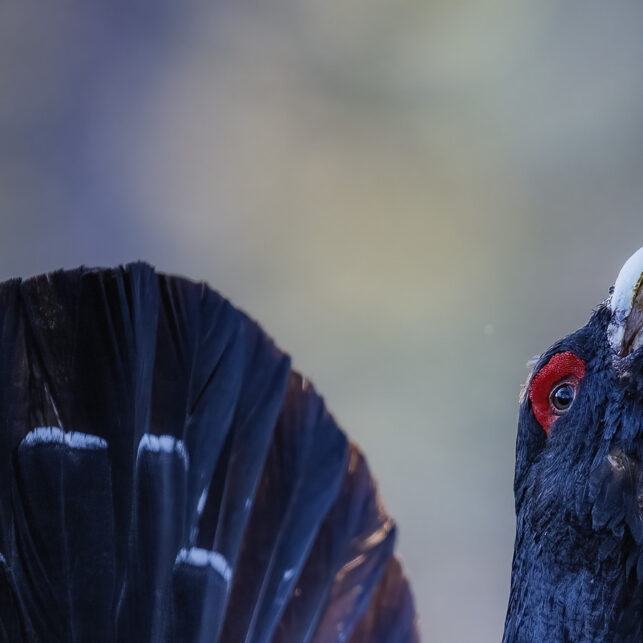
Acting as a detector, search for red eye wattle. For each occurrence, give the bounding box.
[529,351,585,434]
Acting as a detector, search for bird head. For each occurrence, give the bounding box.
[504,247,643,642]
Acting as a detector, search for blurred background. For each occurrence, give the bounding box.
[1,1,642,640]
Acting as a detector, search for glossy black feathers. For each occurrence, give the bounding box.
[504,303,643,642]
[0,263,417,643]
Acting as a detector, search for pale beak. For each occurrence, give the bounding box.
[608,246,643,356]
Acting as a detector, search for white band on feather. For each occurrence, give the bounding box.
[175,547,231,582]
[608,246,643,354]
[22,427,107,450]
[137,433,188,468]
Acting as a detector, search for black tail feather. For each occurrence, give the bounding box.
[12,428,115,642]
[347,557,419,643]
[0,556,26,642]
[274,444,396,643]
[116,435,188,641]
[169,548,230,643]
[221,373,348,643]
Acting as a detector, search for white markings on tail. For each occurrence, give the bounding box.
[137,433,189,468]
[190,490,210,543]
[197,489,208,516]
[175,547,232,582]
[22,427,107,450]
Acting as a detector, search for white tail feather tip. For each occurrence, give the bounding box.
[137,433,188,467]
[175,547,232,583]
[22,427,107,450]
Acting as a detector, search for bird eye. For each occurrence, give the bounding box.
[528,351,586,434]
[549,382,576,413]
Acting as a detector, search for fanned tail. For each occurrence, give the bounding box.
[0,263,418,642]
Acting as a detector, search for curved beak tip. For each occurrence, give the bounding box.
[608,247,643,356]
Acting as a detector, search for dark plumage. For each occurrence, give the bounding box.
[0,263,418,642]
[504,248,643,642]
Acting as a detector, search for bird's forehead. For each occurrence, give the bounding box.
[525,308,610,382]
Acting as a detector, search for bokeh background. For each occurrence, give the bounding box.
[1,2,642,640]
